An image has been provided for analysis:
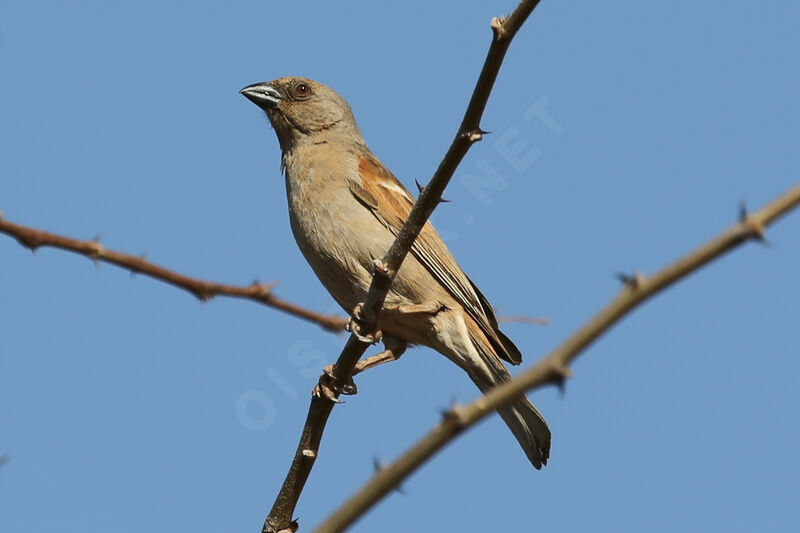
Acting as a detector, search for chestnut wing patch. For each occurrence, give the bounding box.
[348,153,521,365]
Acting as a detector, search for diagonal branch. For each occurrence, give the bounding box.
[262,1,543,532]
[314,183,800,533]
[0,214,346,333]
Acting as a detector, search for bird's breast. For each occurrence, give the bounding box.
[282,149,391,310]
[280,146,455,348]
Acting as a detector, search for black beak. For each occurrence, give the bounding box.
[240,83,282,110]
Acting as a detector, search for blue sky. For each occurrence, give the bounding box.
[2,1,799,531]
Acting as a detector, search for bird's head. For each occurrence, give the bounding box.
[240,76,361,152]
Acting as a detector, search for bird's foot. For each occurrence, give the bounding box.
[345,303,382,344]
[311,336,408,400]
[312,364,358,401]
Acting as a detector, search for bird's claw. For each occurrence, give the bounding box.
[323,364,358,395]
[345,303,382,344]
[311,364,358,401]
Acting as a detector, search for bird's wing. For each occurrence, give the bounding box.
[348,151,521,365]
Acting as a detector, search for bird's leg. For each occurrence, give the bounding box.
[353,336,407,376]
[346,301,442,343]
[312,337,407,401]
[379,302,444,317]
[325,301,435,401]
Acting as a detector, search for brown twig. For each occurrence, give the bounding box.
[498,314,550,325]
[314,183,800,533]
[262,1,543,532]
[0,214,346,333]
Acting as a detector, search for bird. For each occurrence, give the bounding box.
[240,76,551,468]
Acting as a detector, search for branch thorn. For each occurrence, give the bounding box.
[738,201,748,223]
[250,281,276,296]
[615,271,645,290]
[195,290,214,302]
[414,179,450,203]
[274,519,299,533]
[439,396,459,419]
[490,16,508,39]
[88,240,105,259]
[443,405,468,429]
[740,203,767,243]
[371,259,394,279]
[464,129,486,142]
[15,234,40,251]
[552,364,572,394]
[372,457,406,494]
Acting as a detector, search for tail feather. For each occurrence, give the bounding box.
[472,376,551,469]
[439,313,551,468]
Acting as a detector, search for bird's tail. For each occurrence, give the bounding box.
[434,315,551,468]
[465,336,550,470]
[470,369,551,469]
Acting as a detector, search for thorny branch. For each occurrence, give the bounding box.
[0,214,345,333]
[262,1,544,532]
[314,183,800,533]
[0,215,540,335]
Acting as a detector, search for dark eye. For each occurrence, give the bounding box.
[295,83,310,97]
